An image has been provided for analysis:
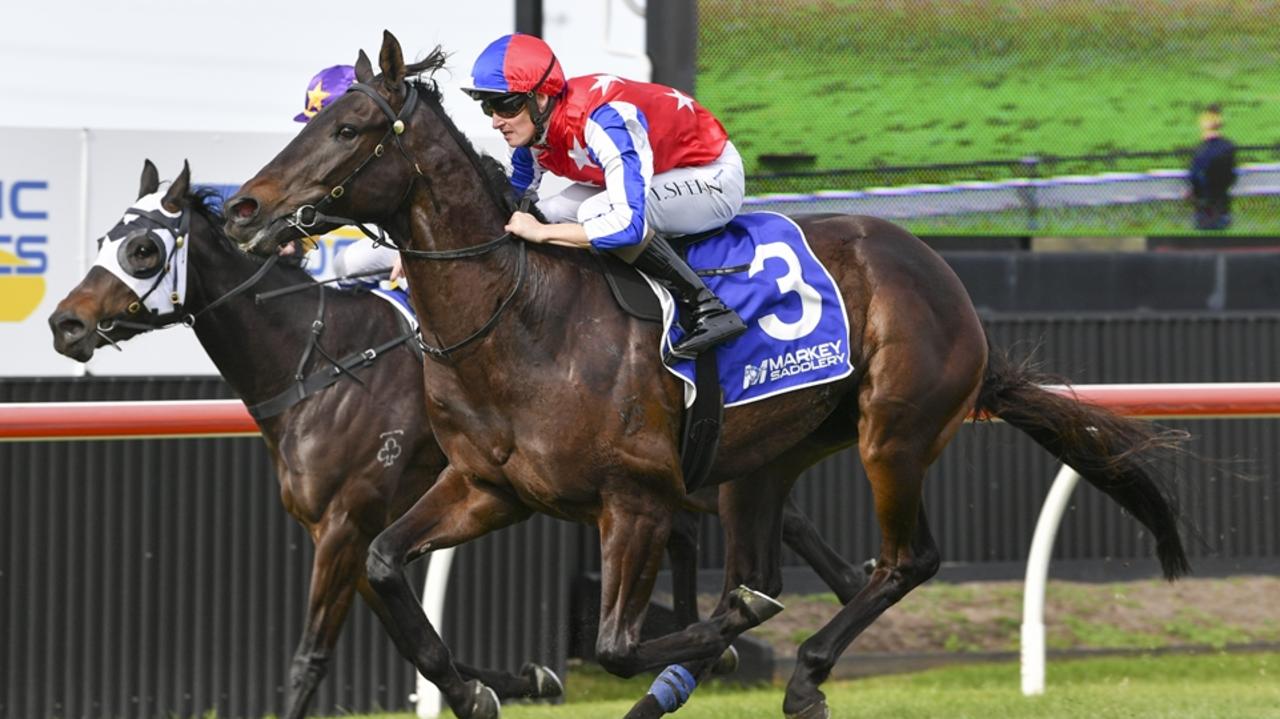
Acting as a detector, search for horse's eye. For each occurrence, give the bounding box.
[338,125,358,140]
[136,244,155,257]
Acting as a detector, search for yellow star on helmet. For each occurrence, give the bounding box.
[304,81,332,118]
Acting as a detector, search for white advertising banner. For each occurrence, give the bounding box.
[1,128,90,377]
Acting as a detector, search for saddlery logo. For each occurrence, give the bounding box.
[743,340,846,389]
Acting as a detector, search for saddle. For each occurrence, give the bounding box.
[593,227,726,323]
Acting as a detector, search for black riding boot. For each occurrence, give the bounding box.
[632,235,747,360]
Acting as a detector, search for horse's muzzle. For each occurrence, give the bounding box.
[49,308,97,362]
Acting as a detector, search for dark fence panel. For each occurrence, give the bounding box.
[6,312,1280,718]
[691,314,1280,581]
[0,377,567,719]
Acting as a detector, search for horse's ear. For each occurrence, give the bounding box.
[161,160,191,213]
[355,49,374,84]
[139,159,161,199]
[378,30,405,87]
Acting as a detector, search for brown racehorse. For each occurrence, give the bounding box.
[49,160,869,719]
[47,161,564,718]
[224,33,1190,719]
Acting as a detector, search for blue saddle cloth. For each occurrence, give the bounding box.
[661,212,854,407]
[371,286,418,330]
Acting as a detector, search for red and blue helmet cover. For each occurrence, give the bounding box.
[466,33,565,97]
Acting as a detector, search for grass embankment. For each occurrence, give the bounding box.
[698,0,1280,173]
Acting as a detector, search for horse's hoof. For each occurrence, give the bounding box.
[785,699,831,719]
[710,645,739,676]
[462,679,501,719]
[729,585,785,626]
[520,661,564,699]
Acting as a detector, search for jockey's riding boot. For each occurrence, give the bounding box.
[632,235,747,360]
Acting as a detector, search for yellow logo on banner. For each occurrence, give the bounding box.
[0,247,45,322]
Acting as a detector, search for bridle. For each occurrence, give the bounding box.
[281,81,425,247]
[278,77,529,362]
[95,202,280,347]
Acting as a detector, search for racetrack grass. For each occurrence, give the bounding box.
[698,0,1280,174]
[318,651,1280,719]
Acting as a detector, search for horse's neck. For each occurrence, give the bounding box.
[398,122,527,326]
[183,236,333,405]
[397,106,622,385]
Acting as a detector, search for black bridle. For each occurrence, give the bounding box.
[280,78,528,362]
[96,205,279,346]
[97,199,418,418]
[282,82,425,246]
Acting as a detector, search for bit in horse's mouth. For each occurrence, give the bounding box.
[238,215,297,256]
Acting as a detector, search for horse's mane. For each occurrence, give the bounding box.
[188,188,310,273]
[405,47,547,223]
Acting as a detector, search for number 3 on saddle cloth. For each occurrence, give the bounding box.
[659,212,854,407]
[603,211,855,491]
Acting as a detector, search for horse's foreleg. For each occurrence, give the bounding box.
[594,496,781,681]
[624,472,791,718]
[365,466,531,719]
[283,519,365,719]
[667,508,702,628]
[453,661,564,702]
[357,577,563,703]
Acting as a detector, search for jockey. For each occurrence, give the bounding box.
[294,64,403,287]
[462,33,747,361]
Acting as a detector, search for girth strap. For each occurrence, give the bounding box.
[247,329,418,420]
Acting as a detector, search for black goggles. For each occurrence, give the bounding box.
[480,93,528,119]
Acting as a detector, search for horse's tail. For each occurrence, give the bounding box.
[974,342,1191,580]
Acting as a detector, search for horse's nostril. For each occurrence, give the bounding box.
[228,197,260,223]
[51,313,88,343]
[59,317,87,339]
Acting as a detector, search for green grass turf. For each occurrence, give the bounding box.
[698,0,1280,174]
[316,651,1280,719]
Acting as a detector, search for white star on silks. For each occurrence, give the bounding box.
[567,136,593,170]
[666,88,695,112]
[590,74,623,94]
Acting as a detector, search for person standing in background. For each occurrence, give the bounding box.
[1188,104,1238,231]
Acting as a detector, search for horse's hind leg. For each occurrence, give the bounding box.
[283,519,366,719]
[782,448,941,719]
[364,466,531,719]
[781,494,872,604]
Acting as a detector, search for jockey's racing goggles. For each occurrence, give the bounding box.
[479,92,528,119]
[469,53,560,119]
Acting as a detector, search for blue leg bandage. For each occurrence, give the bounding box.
[647,664,698,713]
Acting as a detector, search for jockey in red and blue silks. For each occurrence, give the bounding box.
[462,33,746,361]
